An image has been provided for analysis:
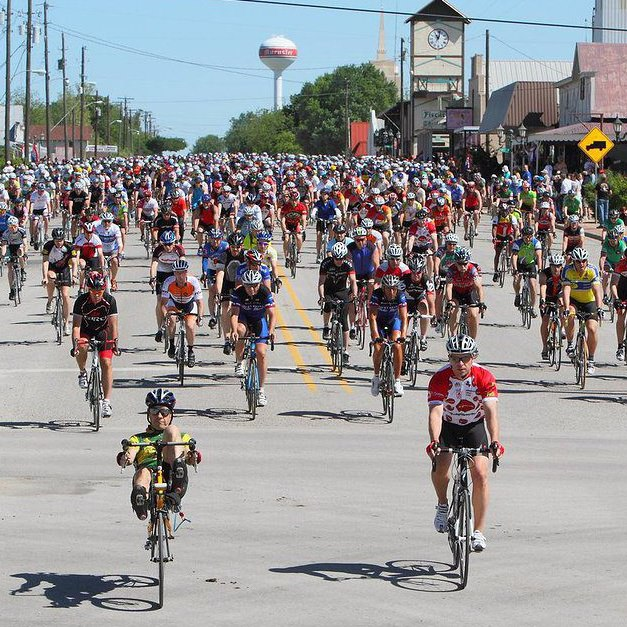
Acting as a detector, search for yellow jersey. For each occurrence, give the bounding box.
[561,263,600,304]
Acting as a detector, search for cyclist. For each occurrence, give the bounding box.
[601,208,624,243]
[491,204,518,282]
[535,200,556,254]
[42,228,76,334]
[68,181,90,238]
[366,195,393,250]
[406,209,438,278]
[462,181,482,241]
[444,247,486,339]
[192,193,220,255]
[109,191,129,255]
[403,255,436,352]
[318,242,357,364]
[170,188,188,243]
[562,248,604,375]
[562,214,585,259]
[230,269,277,407]
[27,181,52,249]
[512,226,542,317]
[254,231,281,292]
[150,230,186,341]
[236,248,272,291]
[73,222,105,290]
[201,227,228,328]
[539,253,564,360]
[311,188,341,261]
[71,271,119,418]
[374,244,410,285]
[96,212,124,291]
[137,188,159,245]
[325,223,353,256]
[279,190,307,263]
[426,334,503,552]
[161,259,204,367]
[599,228,626,304]
[1,216,27,301]
[434,232,459,320]
[518,180,537,226]
[116,389,200,519]
[369,274,407,398]
[610,246,627,360]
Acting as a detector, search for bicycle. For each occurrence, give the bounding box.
[432,443,499,590]
[7,255,23,306]
[616,301,627,364]
[285,231,298,279]
[51,279,65,345]
[241,334,274,420]
[72,338,110,431]
[536,230,552,266]
[143,220,154,259]
[495,239,511,288]
[446,303,483,338]
[316,219,335,263]
[467,215,477,248]
[517,272,534,329]
[120,438,199,609]
[166,311,196,387]
[322,297,347,377]
[370,334,403,424]
[570,311,597,389]
[353,280,369,350]
[403,313,433,388]
[32,214,45,250]
[544,302,563,371]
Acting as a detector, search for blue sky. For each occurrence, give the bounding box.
[12,0,595,147]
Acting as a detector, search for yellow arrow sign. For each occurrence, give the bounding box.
[578,127,614,163]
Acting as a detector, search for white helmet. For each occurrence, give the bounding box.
[331,242,348,259]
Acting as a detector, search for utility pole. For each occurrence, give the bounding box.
[79,46,86,159]
[61,32,68,160]
[345,79,350,158]
[4,0,12,162]
[105,96,110,144]
[119,101,125,150]
[94,90,99,158]
[71,109,75,154]
[485,30,490,152]
[24,0,33,162]
[43,1,51,161]
[400,37,405,157]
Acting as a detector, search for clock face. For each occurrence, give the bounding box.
[428,28,449,50]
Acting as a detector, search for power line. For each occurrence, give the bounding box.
[226,0,627,33]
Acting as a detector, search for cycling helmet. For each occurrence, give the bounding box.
[548,253,565,266]
[256,230,272,242]
[83,222,95,233]
[243,207,255,217]
[172,259,189,272]
[609,209,619,219]
[201,193,212,203]
[250,219,264,231]
[406,192,416,200]
[245,249,263,264]
[228,232,244,246]
[245,192,257,203]
[361,218,374,229]
[7,215,19,226]
[444,233,459,244]
[374,196,385,206]
[446,333,478,356]
[334,224,347,235]
[51,228,65,239]
[160,230,176,245]
[521,226,534,236]
[540,201,551,209]
[145,388,176,410]
[371,187,380,195]
[381,274,400,289]
[416,209,428,220]
[241,269,262,285]
[570,247,588,262]
[0,201,7,211]
[223,185,232,193]
[408,255,426,272]
[436,196,446,206]
[614,224,625,235]
[331,242,348,259]
[454,247,471,263]
[386,244,403,259]
[354,227,367,238]
[85,271,106,290]
[567,214,580,223]
[608,228,622,239]
[101,212,114,221]
[207,227,222,239]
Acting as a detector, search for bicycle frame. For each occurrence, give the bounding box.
[323,297,347,376]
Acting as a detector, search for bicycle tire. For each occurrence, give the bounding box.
[554,318,563,372]
[458,489,471,590]
[333,323,343,377]
[387,376,395,423]
[458,313,469,338]
[157,512,165,608]
[55,297,64,345]
[407,333,418,387]
[246,360,259,420]
[215,295,222,338]
[468,221,475,248]
[289,239,297,279]
[357,297,367,350]
[177,328,185,387]
[381,355,394,423]
[578,333,588,390]
[498,250,506,288]
[91,366,102,432]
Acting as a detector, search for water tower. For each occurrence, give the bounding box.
[259,35,297,110]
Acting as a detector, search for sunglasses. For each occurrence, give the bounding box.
[149,406,172,417]
[449,354,473,363]
[355,238,366,243]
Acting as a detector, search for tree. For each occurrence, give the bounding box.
[224,109,301,153]
[145,135,187,154]
[289,63,397,154]
[193,134,226,154]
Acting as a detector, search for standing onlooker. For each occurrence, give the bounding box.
[595,172,612,228]
[559,172,572,223]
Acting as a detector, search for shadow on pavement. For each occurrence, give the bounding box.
[279,409,388,424]
[0,339,48,346]
[0,419,94,432]
[176,406,251,422]
[269,559,460,592]
[563,394,627,405]
[10,572,159,611]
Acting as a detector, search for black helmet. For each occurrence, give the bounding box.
[85,271,106,290]
[145,388,176,410]
[521,226,534,236]
[51,228,65,240]
[228,232,244,246]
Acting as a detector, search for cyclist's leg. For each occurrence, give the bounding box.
[234,322,248,362]
[586,317,599,359]
[390,328,402,378]
[184,314,197,348]
[469,453,490,532]
[255,326,269,387]
[467,305,480,339]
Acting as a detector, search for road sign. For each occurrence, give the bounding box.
[578,128,614,163]
[86,144,118,154]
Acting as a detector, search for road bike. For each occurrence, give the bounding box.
[7,255,24,306]
[50,279,66,345]
[446,303,483,338]
[517,272,535,329]
[120,438,199,609]
[166,311,197,387]
[285,231,298,279]
[544,302,563,371]
[495,239,511,288]
[370,334,403,424]
[432,444,499,590]
[467,214,477,248]
[31,214,45,250]
[323,297,347,377]
[241,334,274,420]
[142,220,155,259]
[353,280,369,350]
[570,311,597,389]
[536,230,552,266]
[316,219,335,263]
[403,313,433,388]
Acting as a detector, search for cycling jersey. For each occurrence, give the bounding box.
[563,225,584,251]
[128,430,193,470]
[561,263,600,304]
[601,239,626,266]
[201,241,229,274]
[73,292,118,336]
[138,198,159,219]
[236,262,271,284]
[431,205,451,228]
[312,199,339,221]
[403,274,435,303]
[197,201,218,226]
[69,190,89,215]
[73,233,103,260]
[492,214,518,238]
[230,284,275,322]
[409,220,437,249]
[428,363,498,426]
[447,264,479,294]
[369,287,407,331]
[161,275,202,305]
[541,268,562,301]
[152,243,186,273]
[512,237,541,266]
[29,190,50,213]
[435,247,457,276]
[42,240,75,270]
[375,261,410,280]
[1,226,27,247]
[281,202,307,225]
[347,241,376,276]
[519,190,536,209]
[95,223,123,254]
[319,257,355,292]
[152,215,179,239]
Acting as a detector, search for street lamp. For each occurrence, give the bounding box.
[496,124,505,145]
[613,115,627,142]
[109,119,122,154]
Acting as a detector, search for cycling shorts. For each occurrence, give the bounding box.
[451,289,477,306]
[51,266,72,287]
[570,299,598,320]
[377,316,402,336]
[439,419,488,449]
[517,262,538,277]
[166,299,198,316]
[155,270,173,295]
[79,330,114,359]
[238,316,270,343]
[355,271,375,282]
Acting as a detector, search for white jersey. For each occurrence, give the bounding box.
[29,190,50,212]
[95,223,123,254]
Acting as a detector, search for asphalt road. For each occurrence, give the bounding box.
[2,217,626,625]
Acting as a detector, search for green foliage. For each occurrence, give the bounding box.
[607,171,627,210]
[193,134,226,154]
[289,63,397,154]
[224,109,301,154]
[145,136,187,154]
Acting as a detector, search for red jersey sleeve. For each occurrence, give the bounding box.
[427,367,451,405]
[472,365,498,400]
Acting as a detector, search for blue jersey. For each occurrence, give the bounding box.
[202,241,228,274]
[369,287,407,323]
[230,284,274,322]
[347,240,376,275]
[190,187,204,209]
[326,236,354,253]
[314,199,338,221]
[0,213,9,234]
[236,262,271,283]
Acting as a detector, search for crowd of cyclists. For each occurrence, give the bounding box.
[2,151,626,549]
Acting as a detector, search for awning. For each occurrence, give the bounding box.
[527,121,617,143]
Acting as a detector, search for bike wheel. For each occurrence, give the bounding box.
[458,490,471,590]
[498,251,506,288]
[333,324,343,377]
[577,334,588,390]
[246,361,259,420]
[290,241,297,279]
[387,375,395,423]
[177,330,185,387]
[157,512,166,608]
[468,222,475,248]
[407,334,418,387]
[91,368,102,432]
[55,300,64,345]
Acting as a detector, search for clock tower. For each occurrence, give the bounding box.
[406,0,470,158]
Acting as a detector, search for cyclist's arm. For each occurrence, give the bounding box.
[348,271,358,300]
[592,280,604,309]
[562,283,571,309]
[214,268,224,293]
[149,259,158,281]
[368,306,379,340]
[474,275,485,303]
[107,313,119,344]
[317,273,326,300]
[399,304,408,337]
[191,209,200,233]
[534,247,542,268]
[539,272,548,300]
[511,252,519,273]
[428,402,444,443]
[229,304,240,336]
[42,256,49,282]
[267,304,276,337]
[483,399,500,445]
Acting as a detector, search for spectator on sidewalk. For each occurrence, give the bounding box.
[596,172,612,227]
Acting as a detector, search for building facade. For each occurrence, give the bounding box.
[592,0,627,43]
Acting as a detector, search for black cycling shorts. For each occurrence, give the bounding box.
[451,289,477,306]
[439,419,488,449]
[571,299,598,320]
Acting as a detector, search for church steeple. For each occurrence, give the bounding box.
[376,11,386,61]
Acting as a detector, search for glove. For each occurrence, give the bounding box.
[116,451,127,467]
[479,302,487,312]
[490,440,505,457]
[70,347,76,357]
[425,440,439,457]
[190,229,196,237]
[597,307,605,319]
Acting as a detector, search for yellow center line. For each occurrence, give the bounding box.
[274,303,317,391]
[277,262,353,394]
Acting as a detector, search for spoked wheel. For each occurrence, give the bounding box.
[457,490,471,590]
[381,359,394,423]
[177,331,186,387]
[157,512,166,609]
[90,369,102,432]
[407,334,418,387]
[498,252,506,288]
[576,335,588,389]
[55,299,64,345]
[468,223,475,248]
[246,361,259,420]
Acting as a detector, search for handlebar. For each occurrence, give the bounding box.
[244,334,275,351]
[431,444,500,473]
